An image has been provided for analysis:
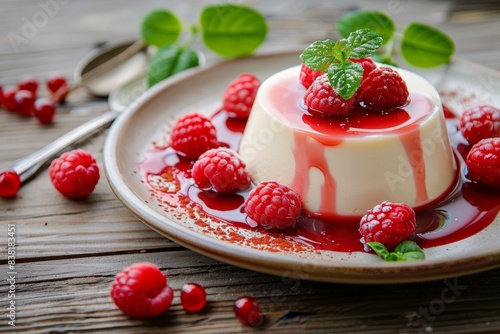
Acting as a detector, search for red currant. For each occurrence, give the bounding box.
[18,76,39,96]
[180,283,207,312]
[233,296,263,327]
[2,87,18,111]
[14,90,35,116]
[47,73,69,103]
[0,170,21,198]
[34,98,56,124]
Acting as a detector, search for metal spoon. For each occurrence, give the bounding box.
[1,39,148,183]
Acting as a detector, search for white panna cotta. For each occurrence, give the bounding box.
[238,65,457,219]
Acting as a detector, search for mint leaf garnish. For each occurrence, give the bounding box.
[300,29,382,100]
[337,11,395,47]
[147,45,199,87]
[401,22,455,68]
[141,10,182,48]
[367,241,425,262]
[200,4,267,58]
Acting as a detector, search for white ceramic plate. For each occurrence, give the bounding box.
[104,50,500,284]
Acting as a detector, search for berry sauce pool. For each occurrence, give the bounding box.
[138,107,500,253]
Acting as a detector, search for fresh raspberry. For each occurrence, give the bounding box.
[34,98,56,124]
[47,73,69,103]
[192,148,250,193]
[48,149,100,198]
[18,76,39,96]
[303,74,356,116]
[170,113,218,159]
[14,90,35,116]
[466,137,500,187]
[110,262,174,318]
[359,201,417,250]
[244,181,301,230]
[222,73,260,119]
[459,105,500,145]
[299,63,323,89]
[2,87,18,111]
[357,67,409,111]
[350,57,377,82]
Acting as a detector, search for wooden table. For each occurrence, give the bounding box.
[1,1,500,332]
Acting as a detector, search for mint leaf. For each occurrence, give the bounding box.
[367,241,425,262]
[200,4,267,58]
[147,44,199,87]
[347,29,383,59]
[141,9,182,47]
[300,40,336,72]
[327,62,363,100]
[401,22,455,68]
[367,242,390,259]
[336,10,395,46]
[333,39,352,63]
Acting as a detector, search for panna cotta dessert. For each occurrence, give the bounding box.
[239,65,457,218]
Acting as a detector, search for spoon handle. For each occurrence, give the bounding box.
[2,110,118,182]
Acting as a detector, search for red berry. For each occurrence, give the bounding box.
[350,57,377,82]
[14,90,35,116]
[18,76,39,96]
[110,262,174,318]
[303,74,355,117]
[359,201,417,250]
[459,105,500,145]
[170,113,218,159]
[48,149,100,198]
[47,73,69,103]
[466,137,500,187]
[233,296,263,328]
[192,148,250,193]
[0,170,21,198]
[222,73,260,119]
[181,283,207,312]
[2,87,18,111]
[34,98,56,124]
[0,85,4,107]
[357,67,409,111]
[244,180,301,230]
[299,63,323,89]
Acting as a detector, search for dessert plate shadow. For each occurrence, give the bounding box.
[103,50,500,284]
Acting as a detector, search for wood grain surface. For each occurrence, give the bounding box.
[1,0,500,333]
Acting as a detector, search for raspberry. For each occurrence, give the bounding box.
[2,87,18,112]
[357,67,409,111]
[222,73,260,119]
[34,98,56,124]
[459,105,500,145]
[350,57,377,82]
[244,181,301,230]
[18,76,39,96]
[48,149,100,198]
[192,148,250,193]
[14,90,35,116]
[359,201,417,250]
[110,262,174,318]
[466,137,500,187]
[303,74,356,117]
[47,73,69,103]
[170,113,218,159]
[299,63,323,89]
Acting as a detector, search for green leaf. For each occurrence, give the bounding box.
[347,29,383,59]
[141,9,182,47]
[300,40,336,72]
[333,39,351,63]
[366,242,390,259]
[401,22,455,68]
[327,62,363,100]
[147,44,199,87]
[336,10,395,46]
[200,4,267,58]
[368,240,425,262]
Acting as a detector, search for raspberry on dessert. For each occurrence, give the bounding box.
[110,262,174,318]
[459,104,500,145]
[192,148,250,193]
[357,67,409,111]
[350,57,377,82]
[466,137,500,187]
[244,180,301,230]
[170,113,219,159]
[299,63,323,89]
[48,149,100,198]
[303,74,356,117]
[0,170,21,198]
[359,201,417,250]
[222,73,261,119]
[14,90,35,116]
[34,98,56,124]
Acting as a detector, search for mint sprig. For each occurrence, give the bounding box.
[300,29,383,100]
[367,241,425,262]
[336,10,455,68]
[140,4,267,87]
